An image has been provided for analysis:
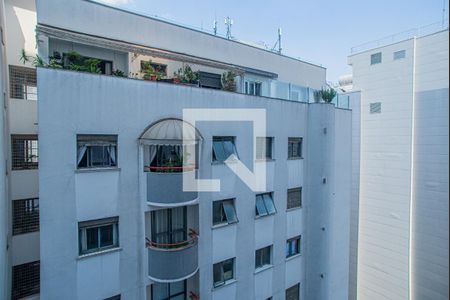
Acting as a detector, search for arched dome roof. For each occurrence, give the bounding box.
[140,118,202,145]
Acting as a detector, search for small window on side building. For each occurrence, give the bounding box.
[256,137,273,160]
[77,135,117,169]
[370,52,382,65]
[287,187,302,210]
[212,136,238,162]
[213,258,235,287]
[394,50,406,60]
[255,245,272,269]
[11,135,38,170]
[213,199,238,226]
[255,193,276,217]
[286,236,301,258]
[78,217,119,255]
[286,283,300,300]
[12,198,39,235]
[288,137,303,159]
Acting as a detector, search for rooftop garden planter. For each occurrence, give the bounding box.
[221,71,236,92]
[320,87,337,103]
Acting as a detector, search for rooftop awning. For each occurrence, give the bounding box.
[140,118,202,145]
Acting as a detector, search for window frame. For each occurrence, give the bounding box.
[255,245,272,270]
[78,217,119,256]
[370,52,382,65]
[150,207,187,248]
[151,280,186,300]
[77,134,118,169]
[286,235,301,258]
[393,50,406,60]
[285,283,300,300]
[213,258,235,287]
[9,65,37,100]
[212,136,239,163]
[12,261,40,300]
[256,137,273,160]
[11,134,38,170]
[288,137,303,159]
[287,187,302,210]
[255,192,276,218]
[12,198,39,235]
[245,80,262,96]
[213,199,238,226]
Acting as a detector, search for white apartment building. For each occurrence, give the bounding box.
[347,25,449,300]
[0,0,353,299]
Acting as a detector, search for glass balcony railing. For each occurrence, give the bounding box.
[266,80,350,109]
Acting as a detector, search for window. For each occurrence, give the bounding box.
[11,135,38,170]
[213,199,238,226]
[104,295,121,300]
[152,280,186,300]
[286,236,301,258]
[287,187,302,209]
[12,198,39,235]
[77,135,117,169]
[9,65,37,100]
[245,81,262,96]
[286,283,300,300]
[78,217,119,255]
[213,258,235,287]
[255,193,276,217]
[256,137,273,160]
[370,52,382,65]
[12,261,40,300]
[255,245,272,269]
[212,136,238,162]
[370,102,382,114]
[146,143,198,172]
[199,71,222,89]
[63,53,113,75]
[140,60,167,76]
[288,137,302,159]
[394,50,406,60]
[151,207,187,248]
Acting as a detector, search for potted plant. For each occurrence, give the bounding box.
[141,61,156,80]
[320,87,337,103]
[173,64,199,85]
[221,71,236,92]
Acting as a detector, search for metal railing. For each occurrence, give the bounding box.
[351,19,449,54]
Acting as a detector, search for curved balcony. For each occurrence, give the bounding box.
[146,168,199,207]
[146,236,199,282]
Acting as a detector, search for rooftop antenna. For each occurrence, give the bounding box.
[225,16,233,39]
[271,28,282,54]
[278,28,282,54]
[213,19,218,35]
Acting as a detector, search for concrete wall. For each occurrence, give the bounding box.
[0,1,10,298]
[38,68,351,299]
[349,38,416,300]
[347,91,361,300]
[411,30,449,300]
[35,0,326,89]
[348,29,449,300]
[305,104,351,300]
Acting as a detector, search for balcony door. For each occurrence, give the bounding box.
[151,207,187,247]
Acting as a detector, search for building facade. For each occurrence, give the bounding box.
[1,0,354,299]
[348,27,449,300]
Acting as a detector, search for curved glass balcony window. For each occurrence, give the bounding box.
[140,119,202,206]
[141,118,201,173]
[146,207,199,282]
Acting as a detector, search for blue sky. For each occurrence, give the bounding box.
[100,0,448,82]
